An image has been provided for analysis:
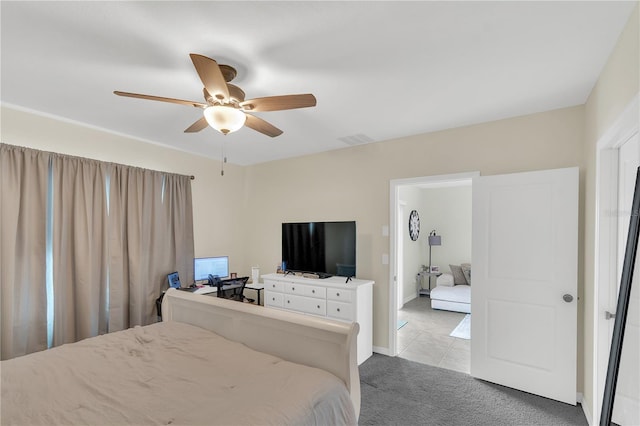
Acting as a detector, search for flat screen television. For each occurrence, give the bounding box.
[194,256,229,281]
[282,221,356,278]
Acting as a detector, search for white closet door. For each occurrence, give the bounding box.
[471,167,578,404]
[612,134,640,426]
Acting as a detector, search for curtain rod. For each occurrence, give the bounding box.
[3,144,198,181]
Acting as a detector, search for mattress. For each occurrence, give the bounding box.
[1,321,356,425]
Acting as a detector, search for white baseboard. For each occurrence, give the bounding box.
[580,394,593,426]
[373,345,392,356]
[403,292,417,305]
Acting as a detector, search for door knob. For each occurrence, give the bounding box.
[563,294,574,303]
[605,311,616,320]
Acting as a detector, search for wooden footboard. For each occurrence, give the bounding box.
[161,289,361,418]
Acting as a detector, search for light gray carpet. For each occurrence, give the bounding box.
[359,354,588,426]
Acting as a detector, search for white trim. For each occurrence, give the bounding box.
[372,345,392,357]
[404,293,418,305]
[596,93,639,150]
[388,171,479,357]
[581,393,593,426]
[592,93,639,424]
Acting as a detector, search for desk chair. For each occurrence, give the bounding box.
[156,293,165,321]
[216,276,253,303]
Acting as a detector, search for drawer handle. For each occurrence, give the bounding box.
[272,284,276,288]
[337,293,340,297]
[312,289,315,293]
[287,300,290,304]
[272,297,275,301]
[292,287,295,291]
[317,305,321,309]
[337,308,341,312]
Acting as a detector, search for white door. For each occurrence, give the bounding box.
[471,167,578,404]
[612,134,640,426]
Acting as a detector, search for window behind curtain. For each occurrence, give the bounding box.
[0,144,194,360]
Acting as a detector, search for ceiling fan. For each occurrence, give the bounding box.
[114,54,316,137]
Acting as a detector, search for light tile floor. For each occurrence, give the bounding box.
[397,296,470,374]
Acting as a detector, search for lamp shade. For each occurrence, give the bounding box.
[203,105,246,135]
[428,234,441,246]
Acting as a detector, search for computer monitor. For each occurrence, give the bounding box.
[194,256,229,281]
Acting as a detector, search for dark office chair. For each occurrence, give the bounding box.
[216,276,253,302]
[156,292,165,321]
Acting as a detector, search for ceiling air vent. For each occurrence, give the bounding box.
[337,133,375,146]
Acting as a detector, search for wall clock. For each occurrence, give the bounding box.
[408,210,420,241]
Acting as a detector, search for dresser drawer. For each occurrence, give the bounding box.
[265,291,284,307]
[284,294,327,316]
[285,282,326,299]
[303,297,327,316]
[327,300,354,321]
[327,288,353,302]
[265,280,284,293]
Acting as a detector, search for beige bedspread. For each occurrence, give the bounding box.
[1,321,356,425]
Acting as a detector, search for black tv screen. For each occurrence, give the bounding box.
[282,221,356,278]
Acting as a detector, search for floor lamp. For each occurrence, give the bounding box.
[428,230,442,271]
[427,230,442,293]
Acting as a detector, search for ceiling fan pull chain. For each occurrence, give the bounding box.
[220,142,228,176]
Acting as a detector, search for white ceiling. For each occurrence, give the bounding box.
[1,1,636,165]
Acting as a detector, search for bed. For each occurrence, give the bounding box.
[1,289,360,425]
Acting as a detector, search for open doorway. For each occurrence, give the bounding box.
[389,172,477,373]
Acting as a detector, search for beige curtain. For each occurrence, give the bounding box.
[0,144,49,360]
[1,144,195,354]
[50,154,109,346]
[162,173,195,287]
[109,166,194,329]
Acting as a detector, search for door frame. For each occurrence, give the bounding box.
[397,201,406,310]
[388,171,479,356]
[593,93,638,422]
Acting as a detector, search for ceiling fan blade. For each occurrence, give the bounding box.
[114,91,206,108]
[240,94,316,112]
[244,114,283,137]
[189,54,230,103]
[184,117,208,133]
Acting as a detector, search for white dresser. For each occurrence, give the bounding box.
[262,273,374,365]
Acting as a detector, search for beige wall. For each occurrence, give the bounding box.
[398,187,425,302]
[244,105,585,354]
[0,107,249,272]
[419,185,472,270]
[3,102,586,368]
[582,3,639,418]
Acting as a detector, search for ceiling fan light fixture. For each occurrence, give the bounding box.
[203,105,246,135]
